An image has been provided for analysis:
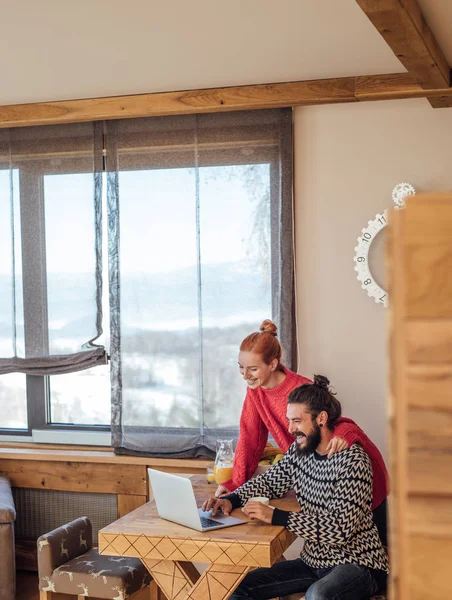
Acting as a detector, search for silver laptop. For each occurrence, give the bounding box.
[147,468,246,532]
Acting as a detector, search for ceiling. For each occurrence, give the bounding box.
[417,0,452,65]
[0,0,450,106]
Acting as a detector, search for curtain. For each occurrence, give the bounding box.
[0,123,106,376]
[107,108,294,457]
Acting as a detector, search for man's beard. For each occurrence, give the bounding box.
[294,422,322,457]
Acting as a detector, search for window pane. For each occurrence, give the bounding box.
[44,173,98,354]
[199,165,272,428]
[48,365,110,426]
[0,374,27,429]
[44,173,109,426]
[119,169,199,428]
[118,164,271,430]
[0,169,27,429]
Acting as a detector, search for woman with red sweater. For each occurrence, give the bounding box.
[216,319,389,545]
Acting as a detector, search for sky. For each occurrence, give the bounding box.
[0,164,269,276]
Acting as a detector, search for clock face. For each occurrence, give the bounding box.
[353,183,415,308]
[354,210,388,307]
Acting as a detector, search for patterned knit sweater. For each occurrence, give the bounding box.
[228,442,389,573]
[224,366,389,510]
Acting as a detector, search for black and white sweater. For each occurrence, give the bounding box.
[228,442,389,573]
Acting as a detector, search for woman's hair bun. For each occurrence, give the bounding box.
[259,319,278,337]
[313,374,330,390]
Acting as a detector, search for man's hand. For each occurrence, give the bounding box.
[326,436,348,459]
[215,484,229,498]
[201,497,233,517]
[242,501,274,524]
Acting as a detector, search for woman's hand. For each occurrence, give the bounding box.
[326,436,348,458]
[215,484,229,498]
[242,501,274,524]
[201,497,233,516]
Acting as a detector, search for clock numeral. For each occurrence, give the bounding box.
[357,256,365,263]
[364,279,372,285]
[362,233,372,242]
[378,216,386,225]
[380,295,386,302]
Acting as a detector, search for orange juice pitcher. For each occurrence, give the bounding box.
[214,439,234,485]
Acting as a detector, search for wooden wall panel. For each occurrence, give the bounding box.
[406,320,452,363]
[408,535,452,599]
[389,194,452,599]
[407,408,452,451]
[0,459,146,495]
[118,494,147,517]
[406,365,452,410]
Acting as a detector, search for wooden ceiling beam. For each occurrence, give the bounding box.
[0,79,358,128]
[428,96,452,109]
[1,73,452,128]
[355,0,450,91]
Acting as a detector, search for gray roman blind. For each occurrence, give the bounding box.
[106,109,294,458]
[0,123,107,375]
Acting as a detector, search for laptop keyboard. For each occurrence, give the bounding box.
[200,516,222,528]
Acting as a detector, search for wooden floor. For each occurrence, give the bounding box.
[16,571,39,600]
[16,571,154,600]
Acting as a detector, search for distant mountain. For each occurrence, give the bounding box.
[0,262,271,339]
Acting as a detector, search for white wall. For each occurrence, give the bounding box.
[293,98,452,459]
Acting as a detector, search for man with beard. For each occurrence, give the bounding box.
[203,375,389,600]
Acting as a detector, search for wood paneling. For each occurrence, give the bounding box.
[389,194,452,599]
[407,451,452,495]
[406,320,452,363]
[0,447,208,471]
[0,459,146,495]
[118,494,147,517]
[407,496,452,537]
[356,0,450,89]
[408,535,452,599]
[406,365,452,411]
[408,408,452,451]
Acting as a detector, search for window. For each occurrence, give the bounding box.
[0,124,106,437]
[0,110,294,452]
[108,110,294,456]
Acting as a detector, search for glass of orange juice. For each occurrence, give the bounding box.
[214,439,234,485]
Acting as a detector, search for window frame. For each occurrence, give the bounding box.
[0,154,110,438]
[0,110,293,444]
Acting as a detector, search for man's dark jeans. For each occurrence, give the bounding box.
[230,558,380,600]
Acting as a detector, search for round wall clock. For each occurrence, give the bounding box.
[353,183,416,308]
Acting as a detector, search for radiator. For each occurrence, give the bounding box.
[13,487,118,545]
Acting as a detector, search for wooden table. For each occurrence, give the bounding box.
[99,474,299,600]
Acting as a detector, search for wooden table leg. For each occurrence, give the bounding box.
[184,564,251,600]
[142,560,251,600]
[142,559,200,600]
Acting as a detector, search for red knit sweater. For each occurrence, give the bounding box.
[224,367,388,510]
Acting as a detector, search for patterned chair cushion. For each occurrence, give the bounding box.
[40,548,151,599]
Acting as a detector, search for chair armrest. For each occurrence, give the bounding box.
[0,478,16,524]
[37,517,93,577]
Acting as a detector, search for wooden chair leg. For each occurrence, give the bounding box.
[149,580,158,600]
[40,591,53,600]
[149,579,167,600]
